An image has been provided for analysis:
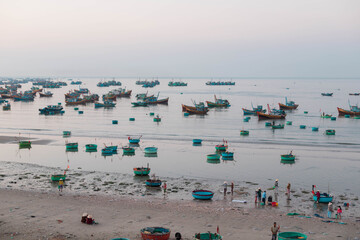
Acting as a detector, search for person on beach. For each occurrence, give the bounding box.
[262,191,266,204]
[286,183,291,200]
[337,206,342,219]
[223,181,228,196]
[257,188,262,203]
[316,190,321,203]
[328,202,333,218]
[231,182,234,195]
[58,179,64,192]
[271,222,280,240]
[163,182,167,195]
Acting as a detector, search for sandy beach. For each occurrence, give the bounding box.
[1,188,359,240]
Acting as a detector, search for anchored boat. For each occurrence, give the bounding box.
[192,190,214,200]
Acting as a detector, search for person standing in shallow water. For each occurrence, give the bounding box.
[223,181,228,196]
[287,183,291,200]
[271,222,280,240]
[231,182,234,195]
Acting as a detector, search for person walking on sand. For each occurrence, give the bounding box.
[271,222,280,240]
[337,206,342,220]
[274,179,279,195]
[286,183,291,200]
[231,182,234,195]
[223,181,228,196]
[58,178,64,193]
[327,202,333,218]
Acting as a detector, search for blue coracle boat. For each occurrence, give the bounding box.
[221,152,234,158]
[193,139,202,144]
[145,179,162,187]
[192,190,214,200]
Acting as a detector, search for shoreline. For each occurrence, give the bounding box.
[1,188,359,240]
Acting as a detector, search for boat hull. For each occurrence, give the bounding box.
[281,154,295,161]
[313,194,333,203]
[337,107,360,116]
[278,232,307,240]
[206,101,230,108]
[192,190,214,200]
[279,103,299,110]
[182,104,208,115]
[194,233,223,240]
[140,227,170,240]
[145,180,162,187]
[257,112,286,120]
[133,168,150,176]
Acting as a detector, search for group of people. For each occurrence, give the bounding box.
[223,181,234,196]
[327,202,342,219]
[255,180,291,206]
[81,213,96,225]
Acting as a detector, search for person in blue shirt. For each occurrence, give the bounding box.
[262,191,267,204]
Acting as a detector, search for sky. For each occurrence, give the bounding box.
[0,0,359,78]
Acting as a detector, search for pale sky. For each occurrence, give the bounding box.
[0,0,359,78]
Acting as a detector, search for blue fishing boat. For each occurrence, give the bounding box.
[207,154,220,160]
[105,145,118,153]
[131,101,148,107]
[221,151,234,158]
[193,139,202,144]
[192,190,214,200]
[313,193,333,203]
[128,136,141,144]
[321,93,333,96]
[242,104,265,115]
[145,179,162,187]
[101,147,113,155]
[144,147,158,154]
[85,144,97,151]
[94,101,116,108]
[312,127,319,131]
[39,105,64,115]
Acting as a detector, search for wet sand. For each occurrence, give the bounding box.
[1,189,359,240]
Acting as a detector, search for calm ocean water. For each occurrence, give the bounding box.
[1,78,359,195]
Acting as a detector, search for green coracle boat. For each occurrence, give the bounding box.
[240,130,249,136]
[281,154,295,161]
[66,142,78,149]
[207,154,220,160]
[272,124,284,129]
[51,174,66,181]
[63,131,71,137]
[325,129,335,135]
[122,146,135,154]
[85,144,97,151]
[194,233,222,240]
[133,167,150,176]
[286,121,292,125]
[278,232,307,240]
[19,140,31,149]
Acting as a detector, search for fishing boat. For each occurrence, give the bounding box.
[112,88,132,98]
[300,125,306,129]
[144,147,158,154]
[215,140,228,151]
[3,103,11,110]
[39,105,64,115]
[325,129,335,135]
[51,174,66,182]
[192,139,202,144]
[111,238,130,240]
[182,102,209,115]
[313,193,333,203]
[281,153,295,161]
[144,94,169,105]
[194,232,223,239]
[102,93,117,101]
[19,140,31,149]
[101,148,113,155]
[278,232,307,240]
[104,145,118,153]
[94,101,116,108]
[140,227,170,240]
[145,175,162,187]
[168,81,187,86]
[85,144,97,151]
[153,115,161,122]
[321,113,332,118]
[65,142,78,149]
[65,98,87,105]
[133,167,151,176]
[70,80,82,85]
[321,93,333,96]
[74,88,89,94]
[257,105,286,120]
[272,124,284,129]
[207,154,220,160]
[240,130,249,136]
[122,146,135,154]
[83,94,99,103]
[128,136,141,144]
[136,92,153,100]
[279,97,299,110]
[312,127,319,131]
[221,151,234,158]
[64,91,80,99]
[131,101,148,107]
[206,95,230,108]
[63,131,71,137]
[205,80,235,86]
[192,190,214,200]
[242,106,266,115]
[337,102,360,116]
[13,94,34,102]
[39,91,53,97]
[349,93,360,96]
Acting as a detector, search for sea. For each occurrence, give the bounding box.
[0,78,359,198]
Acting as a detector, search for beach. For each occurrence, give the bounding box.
[1,189,359,240]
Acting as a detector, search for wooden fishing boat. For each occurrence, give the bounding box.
[51,174,66,182]
[313,193,333,203]
[65,98,86,105]
[279,97,299,110]
[85,144,97,151]
[65,142,78,149]
[182,104,209,115]
[2,102,11,110]
[272,124,284,129]
[83,94,99,103]
[39,105,64,115]
[242,106,266,115]
[144,147,158,154]
[240,130,249,135]
[192,190,214,200]
[144,96,169,105]
[257,105,286,119]
[337,107,360,116]
[131,101,148,107]
[102,93,117,101]
[193,139,202,144]
[206,95,230,108]
[140,227,170,240]
[19,140,31,149]
[194,233,222,240]
[321,93,333,96]
[122,146,135,154]
[265,122,272,126]
[207,154,220,160]
[136,92,153,100]
[281,154,295,161]
[133,167,151,176]
[94,101,116,108]
[113,89,132,98]
[278,232,307,240]
[39,91,53,97]
[349,93,360,96]
[64,91,80,99]
[145,179,162,187]
[74,88,89,94]
[325,129,335,135]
